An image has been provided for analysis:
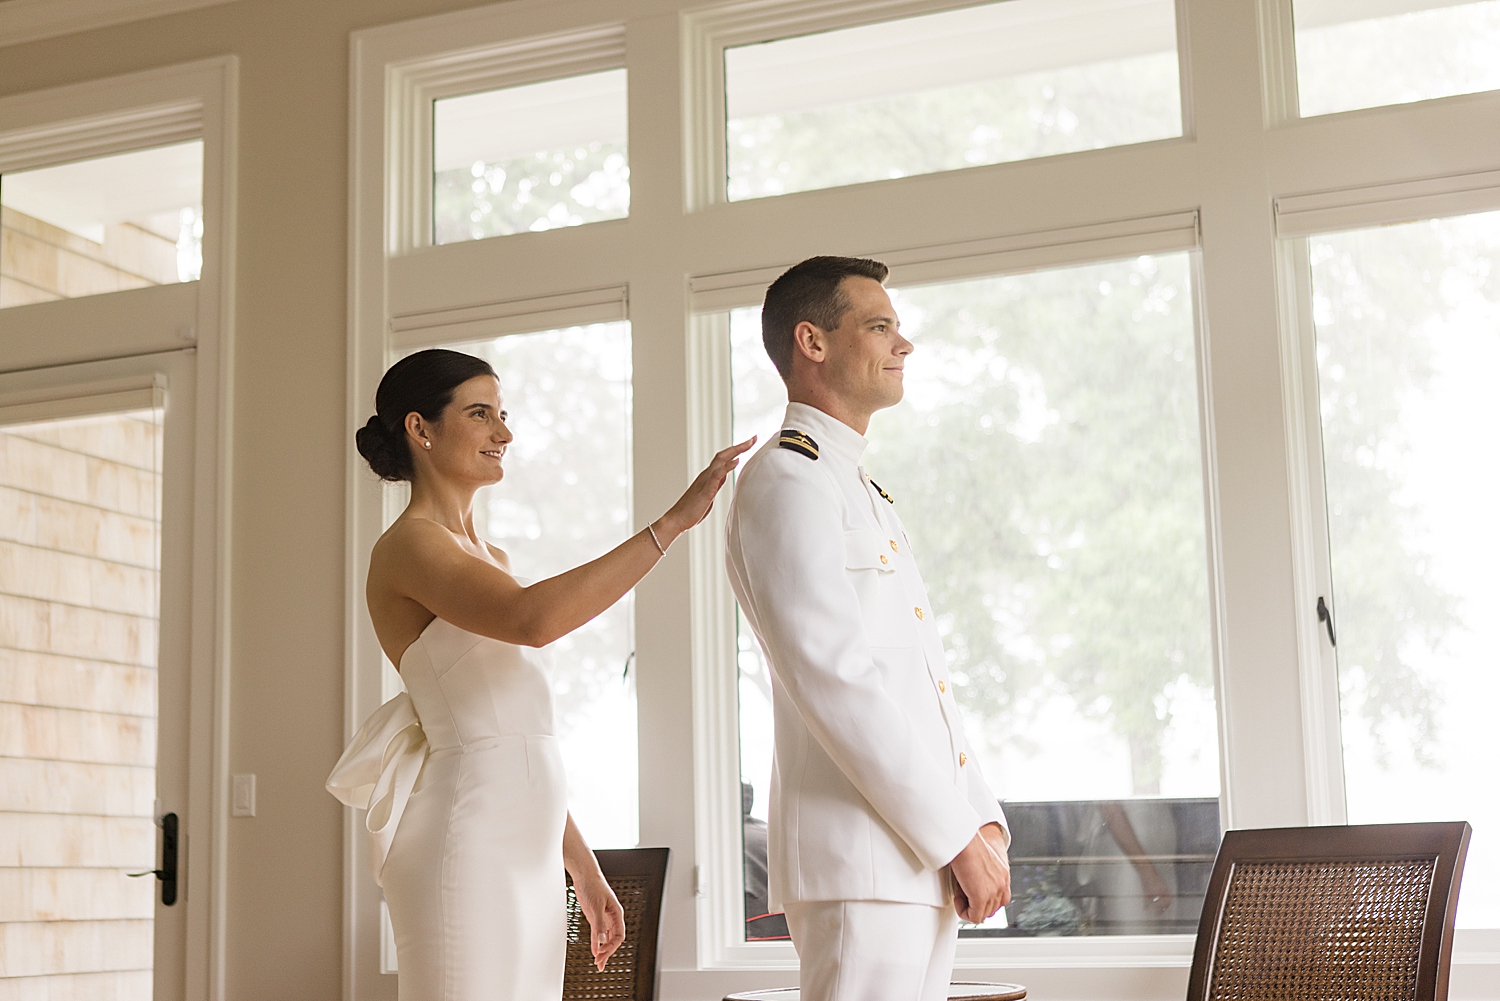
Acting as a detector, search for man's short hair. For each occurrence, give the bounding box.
[761,256,889,379]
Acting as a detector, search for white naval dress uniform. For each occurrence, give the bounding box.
[725,402,1008,1001]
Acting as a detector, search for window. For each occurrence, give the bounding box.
[354,2,1500,991]
[1306,209,1500,927]
[1293,0,1500,118]
[432,69,629,244]
[0,141,203,308]
[724,0,1182,201]
[393,322,637,848]
[0,406,162,998]
[732,253,1220,938]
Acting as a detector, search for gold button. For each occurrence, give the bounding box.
[879,554,888,565]
[889,540,899,553]
[914,606,924,620]
[959,752,967,766]
[938,680,946,693]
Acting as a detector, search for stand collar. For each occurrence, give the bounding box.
[782,402,868,464]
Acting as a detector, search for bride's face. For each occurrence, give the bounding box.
[422,374,512,486]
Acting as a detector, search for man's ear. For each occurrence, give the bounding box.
[792,320,827,364]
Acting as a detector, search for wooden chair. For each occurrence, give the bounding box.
[1187,822,1471,1001]
[564,847,670,1001]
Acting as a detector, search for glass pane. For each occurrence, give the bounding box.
[732,254,1220,939]
[0,407,163,997]
[725,0,1181,202]
[0,141,204,308]
[397,322,637,848]
[1310,210,1500,928]
[1294,0,1500,117]
[433,69,629,244]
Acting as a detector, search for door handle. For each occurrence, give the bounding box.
[1316,596,1336,647]
[127,811,178,905]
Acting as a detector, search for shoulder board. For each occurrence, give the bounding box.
[777,429,819,460]
[869,478,895,504]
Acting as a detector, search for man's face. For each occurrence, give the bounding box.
[822,276,913,415]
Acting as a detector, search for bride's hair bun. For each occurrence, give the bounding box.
[355,415,406,482]
[356,348,498,482]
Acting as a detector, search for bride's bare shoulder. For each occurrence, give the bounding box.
[370,516,459,568]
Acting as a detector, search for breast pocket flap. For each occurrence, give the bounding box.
[844,530,896,573]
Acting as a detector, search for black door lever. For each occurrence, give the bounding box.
[1316,596,1336,647]
[127,811,178,905]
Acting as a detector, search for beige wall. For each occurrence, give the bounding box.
[0,3,497,997]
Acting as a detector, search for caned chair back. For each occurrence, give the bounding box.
[1187,822,1470,1001]
[565,847,670,1001]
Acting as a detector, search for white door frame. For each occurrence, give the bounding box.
[0,56,236,1001]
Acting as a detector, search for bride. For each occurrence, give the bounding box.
[328,348,752,1000]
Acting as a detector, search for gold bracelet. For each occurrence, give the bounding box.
[646,522,667,556]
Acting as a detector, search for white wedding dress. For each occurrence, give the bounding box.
[328,614,568,1001]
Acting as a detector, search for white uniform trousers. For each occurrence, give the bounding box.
[785,900,960,1001]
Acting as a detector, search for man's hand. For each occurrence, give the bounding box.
[949,822,1011,923]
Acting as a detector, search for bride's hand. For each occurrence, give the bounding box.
[574,873,626,971]
[657,437,757,538]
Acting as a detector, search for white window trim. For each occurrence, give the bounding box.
[686,211,1202,312]
[0,56,237,1001]
[1275,169,1500,237]
[347,0,1500,996]
[391,285,630,349]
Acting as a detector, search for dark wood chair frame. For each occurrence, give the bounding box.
[1186,821,1471,1001]
[565,846,670,1001]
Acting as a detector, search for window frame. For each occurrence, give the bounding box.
[685,220,1231,971]
[386,22,628,255]
[0,56,238,1001]
[1273,175,1500,881]
[347,0,1500,997]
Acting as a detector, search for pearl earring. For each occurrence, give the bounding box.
[423,440,431,448]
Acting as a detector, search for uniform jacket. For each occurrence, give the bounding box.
[725,402,1008,908]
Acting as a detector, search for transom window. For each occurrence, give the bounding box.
[1292,0,1500,117]
[432,69,629,243]
[0,141,202,308]
[724,0,1182,201]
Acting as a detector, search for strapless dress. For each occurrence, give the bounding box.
[328,615,567,1000]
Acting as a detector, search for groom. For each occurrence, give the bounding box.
[726,257,1011,1001]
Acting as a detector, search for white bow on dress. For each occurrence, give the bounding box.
[326,692,428,886]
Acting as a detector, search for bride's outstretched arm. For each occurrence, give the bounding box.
[563,812,626,971]
[377,437,754,647]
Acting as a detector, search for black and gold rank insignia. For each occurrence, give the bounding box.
[777,428,819,460]
[870,478,894,504]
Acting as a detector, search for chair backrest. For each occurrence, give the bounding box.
[564,846,670,1001]
[1186,822,1470,1001]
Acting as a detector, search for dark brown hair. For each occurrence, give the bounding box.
[355,348,497,481]
[760,256,889,379]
